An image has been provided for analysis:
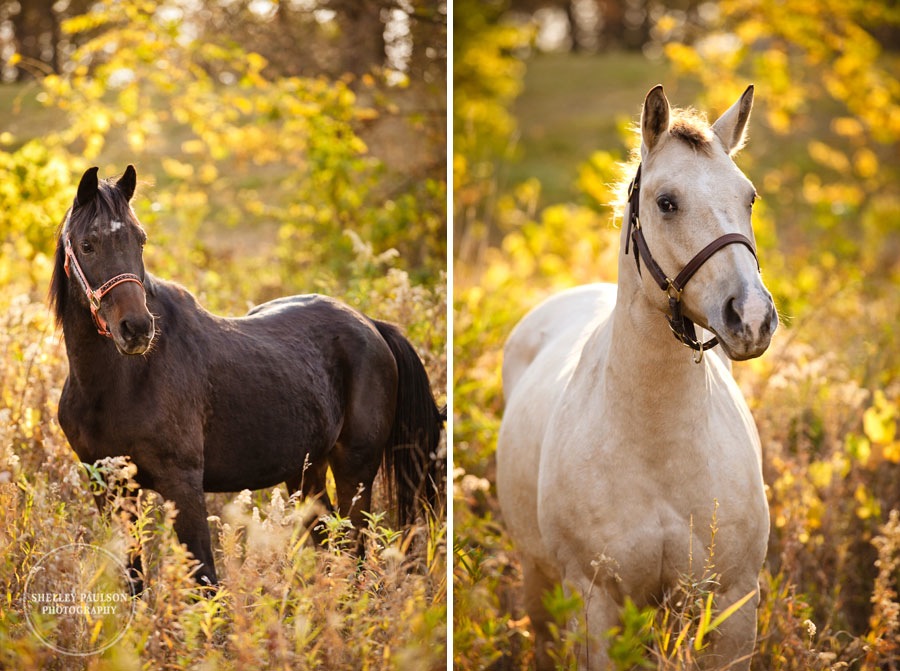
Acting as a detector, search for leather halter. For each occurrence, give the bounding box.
[624,164,759,361]
[63,236,144,338]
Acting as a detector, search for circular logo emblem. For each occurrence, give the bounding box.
[23,543,136,656]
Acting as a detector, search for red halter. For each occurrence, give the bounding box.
[63,236,145,338]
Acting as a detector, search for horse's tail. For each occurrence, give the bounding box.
[372,320,444,526]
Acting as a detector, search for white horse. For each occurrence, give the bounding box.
[496,85,777,670]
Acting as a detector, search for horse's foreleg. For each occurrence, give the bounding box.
[698,582,759,671]
[521,558,557,671]
[154,472,217,588]
[571,576,619,671]
[84,465,144,595]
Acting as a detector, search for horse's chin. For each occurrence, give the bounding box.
[713,330,772,361]
[112,334,154,356]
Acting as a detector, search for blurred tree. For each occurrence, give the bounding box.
[330,0,386,77]
[453,0,530,262]
[662,0,900,285]
[408,0,448,87]
[8,0,61,77]
[2,0,445,87]
[183,1,447,239]
[1,0,445,302]
[505,0,652,52]
[0,0,92,80]
[0,0,447,86]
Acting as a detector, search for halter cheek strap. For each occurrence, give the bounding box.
[64,236,145,338]
[625,164,760,361]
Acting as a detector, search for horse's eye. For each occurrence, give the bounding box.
[80,241,95,254]
[656,195,678,213]
[749,192,758,210]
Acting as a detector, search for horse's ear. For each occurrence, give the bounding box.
[116,164,137,202]
[641,85,670,156]
[712,85,754,155]
[75,166,100,207]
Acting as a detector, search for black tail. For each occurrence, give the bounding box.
[373,320,444,526]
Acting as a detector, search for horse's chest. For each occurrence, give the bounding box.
[59,383,108,462]
[540,396,766,600]
[58,376,180,462]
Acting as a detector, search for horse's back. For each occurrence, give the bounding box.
[502,283,617,399]
[497,284,616,571]
[248,293,366,331]
[247,292,330,316]
[200,293,397,491]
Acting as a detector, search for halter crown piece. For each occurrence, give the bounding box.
[624,164,760,362]
[63,235,144,338]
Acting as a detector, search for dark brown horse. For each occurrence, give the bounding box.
[50,165,444,587]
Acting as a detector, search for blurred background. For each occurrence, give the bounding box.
[454,1,900,669]
[0,0,446,294]
[0,2,447,669]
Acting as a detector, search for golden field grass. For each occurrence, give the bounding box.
[453,52,900,671]
[0,264,448,670]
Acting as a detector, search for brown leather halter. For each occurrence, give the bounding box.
[624,164,759,361]
[63,235,144,338]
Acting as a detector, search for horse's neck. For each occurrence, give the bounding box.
[599,257,713,435]
[61,299,133,391]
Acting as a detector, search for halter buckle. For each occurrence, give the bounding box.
[665,279,682,302]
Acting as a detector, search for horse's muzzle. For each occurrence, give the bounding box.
[714,287,778,360]
[112,313,155,355]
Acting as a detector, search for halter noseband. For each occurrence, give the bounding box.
[63,236,145,338]
[624,164,759,362]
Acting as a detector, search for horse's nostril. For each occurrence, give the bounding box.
[120,315,153,342]
[723,297,743,331]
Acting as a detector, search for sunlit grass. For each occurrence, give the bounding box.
[0,254,447,669]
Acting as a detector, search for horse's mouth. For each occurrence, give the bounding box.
[115,341,153,356]
[717,337,762,361]
[709,322,774,361]
[112,331,155,356]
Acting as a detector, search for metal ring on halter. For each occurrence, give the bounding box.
[665,279,682,302]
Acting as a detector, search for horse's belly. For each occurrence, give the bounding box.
[201,458,294,493]
[201,416,338,493]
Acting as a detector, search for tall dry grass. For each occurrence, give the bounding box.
[0,272,447,670]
